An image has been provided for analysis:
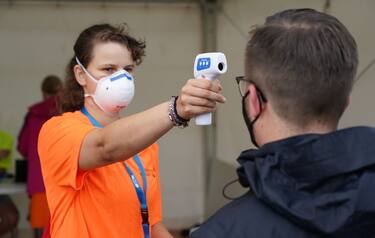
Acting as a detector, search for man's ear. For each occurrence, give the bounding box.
[247,84,261,119]
[74,65,87,86]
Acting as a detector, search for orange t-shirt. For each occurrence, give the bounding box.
[38,111,162,238]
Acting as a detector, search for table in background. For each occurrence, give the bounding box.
[0,181,26,195]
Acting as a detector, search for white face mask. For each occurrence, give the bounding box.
[76,57,135,115]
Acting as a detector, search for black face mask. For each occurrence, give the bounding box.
[241,90,262,148]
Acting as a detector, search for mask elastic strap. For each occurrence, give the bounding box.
[75,57,98,83]
[77,59,114,117]
[242,90,262,148]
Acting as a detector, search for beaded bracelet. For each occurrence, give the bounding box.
[168,96,189,128]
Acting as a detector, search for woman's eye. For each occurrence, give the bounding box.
[103,68,114,73]
[124,67,134,73]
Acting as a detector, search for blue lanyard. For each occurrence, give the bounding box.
[81,107,150,238]
[124,155,150,238]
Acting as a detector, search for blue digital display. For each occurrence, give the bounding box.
[197,58,211,71]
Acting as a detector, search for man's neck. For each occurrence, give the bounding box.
[258,118,336,146]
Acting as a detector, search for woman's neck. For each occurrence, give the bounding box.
[84,99,119,126]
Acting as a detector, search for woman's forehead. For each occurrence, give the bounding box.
[91,42,133,65]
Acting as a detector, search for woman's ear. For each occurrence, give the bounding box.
[74,65,87,86]
[247,84,261,119]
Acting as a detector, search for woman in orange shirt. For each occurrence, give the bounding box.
[38,23,225,238]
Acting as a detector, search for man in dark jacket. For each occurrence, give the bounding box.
[191,8,375,238]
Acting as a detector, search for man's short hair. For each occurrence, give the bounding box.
[245,8,358,127]
[41,75,62,96]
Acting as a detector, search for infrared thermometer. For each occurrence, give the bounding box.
[193,52,227,125]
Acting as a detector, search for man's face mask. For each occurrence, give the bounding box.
[76,57,135,115]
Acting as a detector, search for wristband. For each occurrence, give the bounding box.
[168,96,189,128]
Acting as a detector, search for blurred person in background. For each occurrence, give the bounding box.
[191,8,375,238]
[38,23,225,238]
[0,130,19,236]
[18,75,62,238]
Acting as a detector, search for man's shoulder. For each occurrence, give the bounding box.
[191,192,318,238]
[191,193,270,238]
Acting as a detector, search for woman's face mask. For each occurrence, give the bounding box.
[76,57,135,115]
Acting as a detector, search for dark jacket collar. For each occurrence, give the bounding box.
[236,126,375,235]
